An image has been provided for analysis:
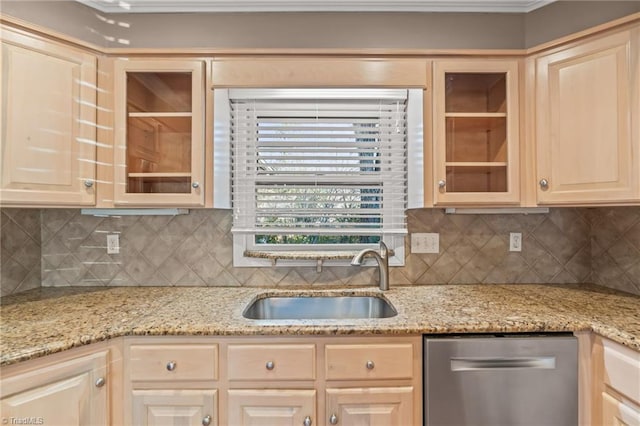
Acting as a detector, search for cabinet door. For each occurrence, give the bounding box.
[433,59,520,205]
[0,25,97,206]
[132,389,217,426]
[1,351,108,425]
[602,392,640,426]
[114,59,205,206]
[535,29,640,204]
[228,389,316,426]
[326,387,413,426]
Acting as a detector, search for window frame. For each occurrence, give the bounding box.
[214,88,424,267]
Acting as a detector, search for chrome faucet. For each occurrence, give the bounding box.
[351,241,390,291]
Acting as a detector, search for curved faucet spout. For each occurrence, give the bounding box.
[351,242,390,291]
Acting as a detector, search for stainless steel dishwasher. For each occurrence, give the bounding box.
[424,333,578,426]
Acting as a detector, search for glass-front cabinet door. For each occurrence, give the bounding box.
[433,60,520,205]
[114,59,205,206]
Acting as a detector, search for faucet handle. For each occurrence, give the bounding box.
[379,241,388,258]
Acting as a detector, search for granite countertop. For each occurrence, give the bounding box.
[1,284,639,366]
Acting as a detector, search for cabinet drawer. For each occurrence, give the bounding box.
[227,344,315,381]
[603,340,640,404]
[129,344,218,381]
[602,392,640,425]
[325,344,414,380]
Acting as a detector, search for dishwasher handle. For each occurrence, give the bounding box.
[450,356,556,371]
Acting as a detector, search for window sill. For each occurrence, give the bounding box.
[243,249,396,272]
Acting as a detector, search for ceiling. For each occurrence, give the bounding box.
[77,0,554,14]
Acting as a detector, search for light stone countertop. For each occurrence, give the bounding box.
[1,284,639,366]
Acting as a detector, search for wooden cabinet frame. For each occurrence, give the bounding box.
[113,59,206,206]
[433,59,521,206]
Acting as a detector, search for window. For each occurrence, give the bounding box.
[215,89,423,267]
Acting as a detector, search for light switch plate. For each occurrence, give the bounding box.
[411,233,439,254]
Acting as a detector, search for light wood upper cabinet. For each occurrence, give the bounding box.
[0,350,109,425]
[0,25,97,206]
[113,59,205,206]
[535,28,640,204]
[432,59,521,205]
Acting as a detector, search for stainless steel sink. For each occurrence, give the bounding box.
[243,295,397,320]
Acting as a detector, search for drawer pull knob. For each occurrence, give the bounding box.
[329,414,338,425]
[166,361,177,371]
[438,179,446,189]
[202,415,212,426]
[84,180,94,188]
[303,416,312,426]
[366,360,375,370]
[265,361,275,370]
[539,178,549,189]
[95,377,106,388]
[192,182,200,189]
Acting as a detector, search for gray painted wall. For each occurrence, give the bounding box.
[525,1,640,47]
[0,0,111,47]
[2,1,638,50]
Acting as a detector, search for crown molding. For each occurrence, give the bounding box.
[77,0,554,14]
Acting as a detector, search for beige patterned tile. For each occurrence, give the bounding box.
[532,251,564,282]
[450,267,482,284]
[141,238,175,268]
[174,268,207,287]
[463,217,494,249]
[484,254,529,284]
[607,239,640,271]
[124,255,156,284]
[565,246,591,282]
[429,251,462,282]
[625,221,640,252]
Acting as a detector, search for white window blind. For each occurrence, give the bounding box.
[230,89,408,251]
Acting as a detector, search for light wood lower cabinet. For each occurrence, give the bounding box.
[132,389,217,426]
[602,392,640,425]
[125,336,422,426]
[590,335,640,426]
[326,387,414,425]
[0,347,112,425]
[228,389,316,425]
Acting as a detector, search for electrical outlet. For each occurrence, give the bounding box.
[509,232,522,252]
[107,234,120,254]
[411,233,439,254]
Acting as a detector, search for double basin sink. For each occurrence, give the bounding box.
[243,295,397,320]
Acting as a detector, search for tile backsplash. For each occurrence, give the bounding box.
[1,206,639,296]
[0,209,42,296]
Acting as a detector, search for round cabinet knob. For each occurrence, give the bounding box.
[84,180,94,188]
[438,179,446,189]
[329,414,339,425]
[303,416,312,426]
[539,178,549,189]
[265,361,275,370]
[366,360,375,370]
[192,182,200,189]
[166,361,177,371]
[95,377,106,388]
[202,415,212,426]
